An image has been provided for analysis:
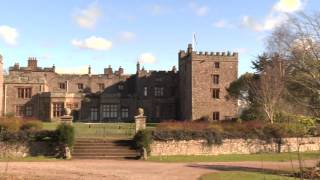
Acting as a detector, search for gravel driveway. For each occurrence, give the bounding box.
[0,159,318,180]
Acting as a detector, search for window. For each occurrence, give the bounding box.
[144,87,148,96]
[121,107,129,119]
[98,83,105,91]
[17,88,32,98]
[59,83,66,89]
[102,104,118,119]
[213,75,219,84]
[214,62,220,68]
[66,103,79,109]
[212,88,220,99]
[78,83,84,90]
[15,105,24,116]
[90,108,98,121]
[25,105,32,116]
[154,87,164,97]
[213,112,220,120]
[53,103,64,117]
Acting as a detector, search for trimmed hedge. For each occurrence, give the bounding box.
[133,129,153,155]
[56,124,75,148]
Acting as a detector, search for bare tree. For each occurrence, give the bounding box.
[250,55,287,124]
[267,12,320,117]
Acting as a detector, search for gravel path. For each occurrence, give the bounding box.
[0,159,318,180]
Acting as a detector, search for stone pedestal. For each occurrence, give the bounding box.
[134,116,146,133]
[60,115,73,124]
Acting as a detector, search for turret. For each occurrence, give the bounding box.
[104,65,113,75]
[27,57,38,70]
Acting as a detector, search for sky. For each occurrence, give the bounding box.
[0,0,319,75]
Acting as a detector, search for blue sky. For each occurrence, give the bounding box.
[0,0,319,75]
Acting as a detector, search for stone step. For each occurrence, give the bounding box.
[72,138,139,159]
[73,149,137,153]
[72,152,139,157]
[72,156,139,160]
[73,146,135,150]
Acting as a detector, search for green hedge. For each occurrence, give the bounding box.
[56,124,75,148]
[133,129,153,155]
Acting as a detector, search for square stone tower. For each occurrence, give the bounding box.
[178,44,238,121]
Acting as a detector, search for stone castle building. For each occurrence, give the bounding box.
[0,44,238,122]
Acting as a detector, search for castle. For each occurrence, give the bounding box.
[0,44,238,122]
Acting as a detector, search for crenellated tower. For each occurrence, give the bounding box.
[178,44,238,121]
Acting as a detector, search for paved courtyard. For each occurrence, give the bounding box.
[0,159,318,180]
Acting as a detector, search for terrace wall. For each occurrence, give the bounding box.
[150,137,320,156]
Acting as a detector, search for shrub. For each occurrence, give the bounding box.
[21,120,43,131]
[153,122,223,146]
[0,130,30,144]
[56,124,75,148]
[133,129,153,155]
[0,118,22,133]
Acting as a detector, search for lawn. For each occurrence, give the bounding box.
[148,151,320,162]
[43,122,156,139]
[200,171,295,180]
[0,156,59,162]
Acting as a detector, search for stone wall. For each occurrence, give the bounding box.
[0,141,58,158]
[150,137,320,156]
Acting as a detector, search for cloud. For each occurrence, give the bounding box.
[242,0,304,32]
[119,31,136,42]
[150,4,170,15]
[138,53,156,64]
[71,36,112,51]
[0,25,18,45]
[213,20,233,28]
[73,3,102,29]
[188,2,209,16]
[273,0,303,13]
[56,65,89,74]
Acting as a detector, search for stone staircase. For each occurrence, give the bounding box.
[72,138,140,159]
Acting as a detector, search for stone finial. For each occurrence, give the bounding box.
[136,107,144,117]
[64,107,72,116]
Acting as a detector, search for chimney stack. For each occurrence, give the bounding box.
[187,44,193,53]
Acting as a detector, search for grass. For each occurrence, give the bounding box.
[200,171,295,180]
[148,151,320,162]
[0,156,59,162]
[43,122,157,139]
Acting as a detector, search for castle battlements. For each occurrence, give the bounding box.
[179,44,238,59]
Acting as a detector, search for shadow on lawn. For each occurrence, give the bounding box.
[186,164,295,177]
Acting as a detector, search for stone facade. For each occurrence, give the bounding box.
[1,44,238,122]
[179,44,238,120]
[150,137,320,156]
